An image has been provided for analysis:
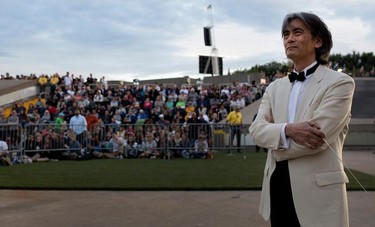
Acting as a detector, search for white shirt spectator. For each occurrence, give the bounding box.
[78,98,90,109]
[93,90,104,102]
[110,135,125,153]
[67,89,75,97]
[69,113,87,135]
[101,76,108,90]
[93,91,104,103]
[0,140,8,154]
[64,75,72,87]
[180,87,189,95]
[221,86,231,98]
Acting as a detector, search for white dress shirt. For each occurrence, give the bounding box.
[280,61,317,149]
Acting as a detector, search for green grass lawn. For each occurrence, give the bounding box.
[1,152,374,191]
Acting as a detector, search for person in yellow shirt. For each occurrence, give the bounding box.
[226,105,242,153]
[184,102,195,121]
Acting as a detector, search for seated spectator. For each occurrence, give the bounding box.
[156,129,167,157]
[46,104,58,120]
[112,109,122,125]
[180,85,189,95]
[157,114,169,128]
[137,109,148,120]
[87,132,102,155]
[94,133,124,159]
[24,134,36,158]
[0,139,12,166]
[35,98,46,113]
[198,107,210,123]
[188,88,199,103]
[116,126,126,139]
[184,102,195,121]
[50,132,65,160]
[165,97,175,111]
[24,133,46,162]
[41,110,51,124]
[143,97,153,113]
[178,133,191,158]
[217,104,228,121]
[125,135,139,158]
[139,133,159,159]
[63,131,83,160]
[27,103,36,115]
[209,112,220,124]
[18,108,28,127]
[175,96,186,109]
[93,90,104,104]
[168,90,178,102]
[77,93,90,110]
[192,134,212,159]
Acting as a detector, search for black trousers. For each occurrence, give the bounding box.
[270,160,301,227]
[230,126,241,152]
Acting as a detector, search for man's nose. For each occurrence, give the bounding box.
[286,34,296,43]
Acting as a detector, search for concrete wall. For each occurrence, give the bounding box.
[0,85,40,107]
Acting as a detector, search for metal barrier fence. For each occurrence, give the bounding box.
[0,122,252,162]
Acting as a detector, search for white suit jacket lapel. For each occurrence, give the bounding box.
[295,65,326,122]
[275,78,292,123]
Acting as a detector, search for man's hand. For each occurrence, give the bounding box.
[285,121,325,149]
[265,114,274,123]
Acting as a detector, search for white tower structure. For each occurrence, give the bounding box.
[204,4,220,76]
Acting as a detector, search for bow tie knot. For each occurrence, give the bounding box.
[288,63,320,83]
[289,71,305,82]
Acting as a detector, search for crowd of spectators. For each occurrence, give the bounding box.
[0,72,266,165]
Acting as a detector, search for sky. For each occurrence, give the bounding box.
[1,0,374,81]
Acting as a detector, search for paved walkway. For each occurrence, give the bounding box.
[344,150,375,176]
[0,151,374,227]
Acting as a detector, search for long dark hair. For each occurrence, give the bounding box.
[282,12,333,64]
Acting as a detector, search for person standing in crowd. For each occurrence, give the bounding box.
[226,105,242,153]
[55,112,65,133]
[63,72,72,88]
[69,109,87,146]
[85,109,99,134]
[249,12,355,227]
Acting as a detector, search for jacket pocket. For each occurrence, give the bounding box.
[315,171,349,187]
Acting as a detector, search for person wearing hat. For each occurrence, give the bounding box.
[55,112,65,133]
[226,105,243,153]
[157,113,170,127]
[137,109,148,120]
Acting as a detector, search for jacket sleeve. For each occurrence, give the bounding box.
[249,84,285,150]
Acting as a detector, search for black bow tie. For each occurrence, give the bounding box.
[289,63,320,83]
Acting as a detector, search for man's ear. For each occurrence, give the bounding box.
[314,37,323,48]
